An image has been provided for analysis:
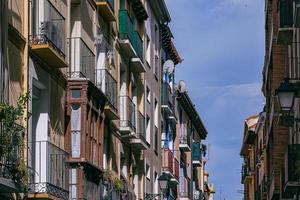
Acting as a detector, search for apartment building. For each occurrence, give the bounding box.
[261,0,300,199]
[254,112,267,200]
[27,0,69,199]
[0,0,29,199]
[0,0,212,200]
[175,87,208,200]
[240,1,300,200]
[241,115,259,200]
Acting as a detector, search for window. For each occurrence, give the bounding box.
[71,105,81,158]
[146,115,151,143]
[154,98,158,127]
[154,171,158,196]
[71,90,81,99]
[146,163,150,180]
[69,168,77,199]
[146,34,151,67]
[154,126,158,154]
[154,24,159,51]
[154,55,159,79]
[146,86,151,103]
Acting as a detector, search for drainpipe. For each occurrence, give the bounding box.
[23,0,30,192]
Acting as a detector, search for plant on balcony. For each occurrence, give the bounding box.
[103,168,114,182]
[113,176,123,191]
[103,168,123,191]
[0,93,31,186]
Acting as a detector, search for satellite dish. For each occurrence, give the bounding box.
[178,80,187,93]
[163,60,175,74]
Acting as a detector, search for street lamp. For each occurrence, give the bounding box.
[158,173,169,192]
[275,79,296,113]
[145,173,170,200]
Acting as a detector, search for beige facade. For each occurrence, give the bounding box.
[0,0,212,200]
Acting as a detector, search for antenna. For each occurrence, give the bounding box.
[163,60,175,74]
[178,80,187,93]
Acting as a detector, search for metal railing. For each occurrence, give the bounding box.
[193,190,204,200]
[119,10,143,60]
[29,34,65,59]
[136,111,147,143]
[95,69,117,110]
[0,123,24,181]
[241,162,251,183]
[119,96,136,131]
[30,17,65,55]
[161,82,173,111]
[96,0,114,10]
[28,141,69,200]
[179,125,191,147]
[68,38,95,83]
[161,148,173,173]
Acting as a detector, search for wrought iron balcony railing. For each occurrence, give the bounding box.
[0,123,24,182]
[95,69,117,110]
[68,37,96,83]
[30,19,65,57]
[119,96,136,132]
[161,82,173,112]
[179,124,192,149]
[136,111,147,143]
[28,141,69,200]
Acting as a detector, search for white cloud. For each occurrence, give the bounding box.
[190,82,263,99]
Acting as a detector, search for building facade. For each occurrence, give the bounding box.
[241,1,300,199]
[0,0,212,200]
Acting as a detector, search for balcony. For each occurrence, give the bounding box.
[131,0,148,21]
[129,111,149,149]
[161,82,174,115]
[119,96,136,134]
[96,69,118,119]
[277,0,293,44]
[193,191,204,200]
[170,158,179,184]
[95,0,115,21]
[29,19,67,68]
[161,148,173,175]
[193,142,202,166]
[0,124,25,193]
[118,10,145,73]
[68,38,96,83]
[241,164,252,184]
[180,178,193,200]
[179,125,191,152]
[28,141,68,200]
[284,144,300,190]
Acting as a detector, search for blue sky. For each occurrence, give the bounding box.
[165,0,265,199]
